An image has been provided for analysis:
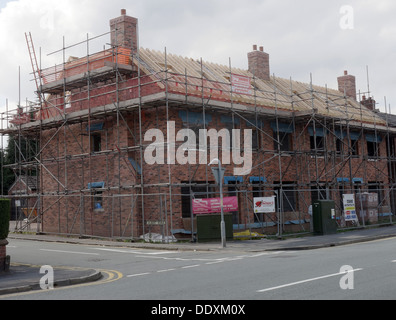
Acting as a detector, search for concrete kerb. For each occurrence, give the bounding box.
[2,233,389,253]
[0,267,102,296]
[261,231,396,251]
[48,268,102,288]
[7,232,217,252]
[7,224,396,253]
[0,285,32,296]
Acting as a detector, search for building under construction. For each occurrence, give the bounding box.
[2,10,395,240]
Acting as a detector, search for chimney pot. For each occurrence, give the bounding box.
[344,70,348,75]
[253,45,257,51]
[121,9,126,15]
[259,46,264,52]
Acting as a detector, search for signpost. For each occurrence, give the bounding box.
[208,159,226,248]
[210,167,225,185]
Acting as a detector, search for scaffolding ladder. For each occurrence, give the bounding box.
[25,32,49,119]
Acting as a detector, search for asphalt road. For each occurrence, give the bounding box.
[2,236,396,301]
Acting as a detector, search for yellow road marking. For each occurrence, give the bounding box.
[0,264,123,299]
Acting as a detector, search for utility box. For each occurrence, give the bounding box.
[312,200,337,236]
[196,214,233,243]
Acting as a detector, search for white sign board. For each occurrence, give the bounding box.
[231,74,252,95]
[343,194,357,221]
[254,197,276,213]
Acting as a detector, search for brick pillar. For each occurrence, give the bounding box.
[110,9,138,54]
[0,240,8,272]
[248,45,270,81]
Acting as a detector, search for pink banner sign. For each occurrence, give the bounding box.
[192,196,238,215]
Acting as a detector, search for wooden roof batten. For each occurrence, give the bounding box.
[1,45,387,134]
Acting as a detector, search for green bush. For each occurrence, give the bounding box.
[0,199,11,240]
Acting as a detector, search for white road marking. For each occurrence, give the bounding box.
[181,265,200,269]
[222,257,244,261]
[257,268,363,293]
[92,248,173,255]
[157,269,176,273]
[205,261,225,265]
[251,251,285,257]
[135,256,218,262]
[40,249,100,256]
[135,251,286,263]
[127,272,151,278]
[122,250,291,279]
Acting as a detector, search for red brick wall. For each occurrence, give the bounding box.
[39,98,391,237]
[40,74,164,120]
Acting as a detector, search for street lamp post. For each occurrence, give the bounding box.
[209,158,226,248]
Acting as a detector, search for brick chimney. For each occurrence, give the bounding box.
[360,95,376,111]
[337,70,356,100]
[248,45,270,81]
[110,9,138,54]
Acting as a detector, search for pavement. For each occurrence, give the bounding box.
[2,224,396,296]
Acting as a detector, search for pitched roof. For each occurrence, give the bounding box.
[134,48,385,126]
[8,176,38,193]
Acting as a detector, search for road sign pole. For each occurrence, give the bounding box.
[209,159,226,248]
[219,163,226,248]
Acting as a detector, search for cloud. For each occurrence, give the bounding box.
[0,0,395,114]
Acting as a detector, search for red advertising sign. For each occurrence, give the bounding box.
[192,197,238,215]
[231,74,251,95]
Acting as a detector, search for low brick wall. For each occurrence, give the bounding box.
[0,239,8,272]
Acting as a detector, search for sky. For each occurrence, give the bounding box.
[0,0,395,116]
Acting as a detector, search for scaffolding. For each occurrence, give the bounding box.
[1,29,395,241]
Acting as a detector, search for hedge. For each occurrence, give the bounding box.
[0,199,10,240]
